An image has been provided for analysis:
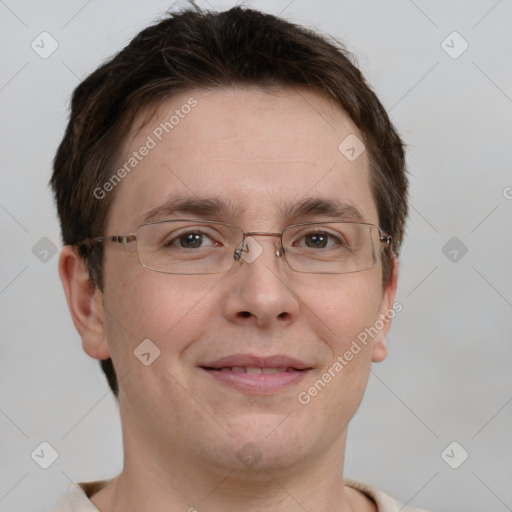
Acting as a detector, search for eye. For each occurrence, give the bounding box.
[165,230,219,249]
[298,231,342,249]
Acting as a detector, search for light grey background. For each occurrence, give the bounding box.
[1,1,511,511]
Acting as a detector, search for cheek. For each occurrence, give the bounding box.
[102,255,220,363]
[298,270,383,351]
[287,275,383,444]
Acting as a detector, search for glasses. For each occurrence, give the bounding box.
[79,220,392,275]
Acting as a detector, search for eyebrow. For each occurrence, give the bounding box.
[139,196,242,224]
[139,195,364,225]
[280,197,364,222]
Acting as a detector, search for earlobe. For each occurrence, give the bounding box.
[58,246,110,360]
[371,255,399,363]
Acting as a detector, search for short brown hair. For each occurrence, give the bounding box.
[51,6,408,398]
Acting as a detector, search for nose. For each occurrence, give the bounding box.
[222,234,300,329]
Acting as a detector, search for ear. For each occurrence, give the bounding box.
[371,255,399,363]
[58,246,110,360]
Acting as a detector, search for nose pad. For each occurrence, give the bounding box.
[234,237,284,265]
[233,243,243,262]
[233,237,264,264]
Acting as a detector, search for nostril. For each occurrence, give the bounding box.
[239,311,251,318]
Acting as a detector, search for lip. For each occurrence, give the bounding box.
[199,354,312,394]
[200,354,311,370]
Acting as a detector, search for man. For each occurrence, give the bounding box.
[50,5,425,511]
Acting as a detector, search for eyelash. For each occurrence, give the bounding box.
[162,229,347,250]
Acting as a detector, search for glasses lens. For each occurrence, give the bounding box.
[282,222,381,274]
[136,221,242,274]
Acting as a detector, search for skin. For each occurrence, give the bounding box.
[60,87,398,512]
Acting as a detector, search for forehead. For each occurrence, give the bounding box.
[106,87,377,231]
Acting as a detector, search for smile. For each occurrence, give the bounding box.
[199,365,311,393]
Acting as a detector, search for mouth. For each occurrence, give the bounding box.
[199,354,312,393]
[202,366,306,374]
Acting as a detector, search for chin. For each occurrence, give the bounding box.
[210,414,314,472]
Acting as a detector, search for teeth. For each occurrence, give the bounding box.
[216,367,294,373]
[246,367,262,374]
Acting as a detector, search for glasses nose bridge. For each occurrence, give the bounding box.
[239,231,285,259]
[243,231,282,239]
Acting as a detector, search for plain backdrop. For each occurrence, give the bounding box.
[1,1,511,511]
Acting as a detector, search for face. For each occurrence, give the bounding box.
[92,87,396,475]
